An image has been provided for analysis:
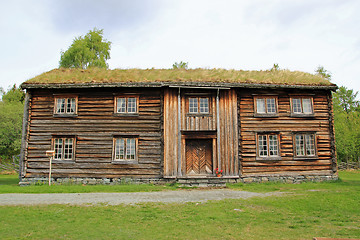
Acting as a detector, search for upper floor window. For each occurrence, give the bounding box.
[54,97,77,115]
[53,137,75,161]
[115,96,138,114]
[291,97,313,115]
[113,137,137,162]
[258,134,279,158]
[254,96,277,115]
[294,133,316,157]
[188,97,209,114]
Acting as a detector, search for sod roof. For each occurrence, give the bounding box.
[21,68,337,90]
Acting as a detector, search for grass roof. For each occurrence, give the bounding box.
[22,68,336,88]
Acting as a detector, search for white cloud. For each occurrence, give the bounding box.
[0,0,359,95]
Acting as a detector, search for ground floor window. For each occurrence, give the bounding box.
[113,137,137,161]
[257,134,279,158]
[295,133,316,157]
[53,137,75,160]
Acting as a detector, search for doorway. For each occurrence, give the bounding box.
[185,139,213,175]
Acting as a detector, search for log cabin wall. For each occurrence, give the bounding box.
[238,88,336,177]
[163,88,238,177]
[24,87,162,179]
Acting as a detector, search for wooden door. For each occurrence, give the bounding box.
[186,139,213,175]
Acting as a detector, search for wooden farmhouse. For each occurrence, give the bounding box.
[19,68,338,185]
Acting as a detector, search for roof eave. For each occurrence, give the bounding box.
[21,81,338,91]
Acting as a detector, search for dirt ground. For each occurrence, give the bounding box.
[0,189,280,205]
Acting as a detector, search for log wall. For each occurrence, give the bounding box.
[238,89,336,176]
[24,88,162,178]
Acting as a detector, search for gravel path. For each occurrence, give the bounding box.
[0,190,280,206]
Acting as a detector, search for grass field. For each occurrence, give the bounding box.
[0,171,359,239]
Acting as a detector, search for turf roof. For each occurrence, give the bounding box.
[21,68,336,89]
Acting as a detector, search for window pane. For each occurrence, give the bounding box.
[117,98,126,113]
[293,98,302,113]
[66,98,76,113]
[256,98,266,113]
[199,98,209,113]
[126,138,136,160]
[127,98,137,113]
[189,98,198,113]
[258,135,268,157]
[295,135,305,156]
[302,98,312,114]
[266,98,276,113]
[54,138,63,160]
[64,138,73,160]
[305,134,315,156]
[115,139,125,160]
[56,99,65,114]
[268,135,278,156]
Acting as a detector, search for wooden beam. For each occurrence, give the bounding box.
[19,91,31,179]
[216,89,221,169]
[177,88,182,176]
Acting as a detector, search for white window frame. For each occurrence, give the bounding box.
[291,97,314,115]
[53,137,75,161]
[115,96,139,114]
[188,97,209,114]
[254,96,278,116]
[257,133,280,159]
[294,133,316,157]
[54,97,77,115]
[113,137,138,162]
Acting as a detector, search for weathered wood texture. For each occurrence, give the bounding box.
[25,88,162,178]
[164,88,238,177]
[218,89,239,176]
[238,89,336,176]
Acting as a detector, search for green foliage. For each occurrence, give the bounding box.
[0,85,24,162]
[270,63,280,71]
[315,65,332,80]
[59,28,111,69]
[172,61,188,69]
[333,86,360,162]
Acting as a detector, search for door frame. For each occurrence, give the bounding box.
[181,131,217,177]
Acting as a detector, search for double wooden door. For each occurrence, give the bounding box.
[185,139,213,175]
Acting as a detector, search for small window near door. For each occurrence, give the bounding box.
[188,97,209,114]
[257,133,281,160]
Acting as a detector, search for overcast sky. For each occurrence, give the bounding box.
[1,0,359,95]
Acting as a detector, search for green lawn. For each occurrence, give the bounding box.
[0,171,359,239]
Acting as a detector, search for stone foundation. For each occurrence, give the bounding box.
[19,174,338,186]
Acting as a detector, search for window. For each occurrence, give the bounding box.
[54,97,77,115]
[115,97,138,114]
[113,137,137,161]
[295,133,316,157]
[257,134,280,159]
[188,97,209,114]
[291,97,313,115]
[53,137,75,161]
[254,97,277,115]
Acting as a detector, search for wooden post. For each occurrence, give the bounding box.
[46,150,55,186]
[216,89,221,170]
[177,88,182,176]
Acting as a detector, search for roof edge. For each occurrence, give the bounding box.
[21,81,338,91]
